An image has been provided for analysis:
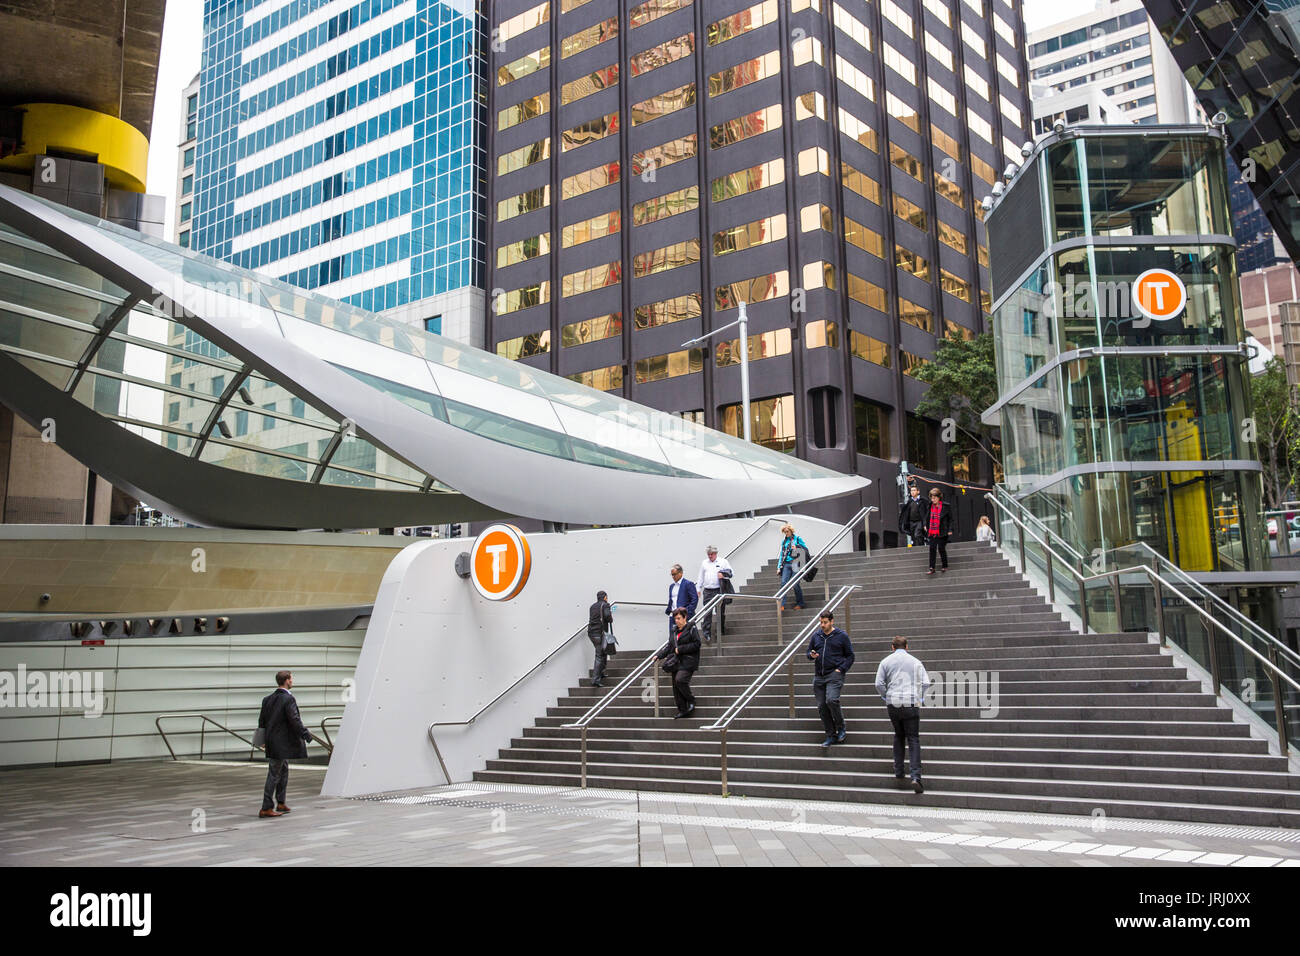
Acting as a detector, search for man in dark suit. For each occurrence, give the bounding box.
[665,564,698,637]
[257,670,313,818]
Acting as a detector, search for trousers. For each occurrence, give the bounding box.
[928,538,948,570]
[671,668,696,714]
[262,758,290,810]
[887,704,922,779]
[813,672,845,736]
[700,588,720,641]
[780,563,804,609]
[588,634,607,682]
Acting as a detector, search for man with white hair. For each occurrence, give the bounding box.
[696,544,732,643]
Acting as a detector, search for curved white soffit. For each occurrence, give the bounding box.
[7,189,869,525]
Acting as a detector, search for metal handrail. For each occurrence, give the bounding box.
[155,712,332,761]
[318,715,343,754]
[700,586,859,795]
[774,506,875,603]
[987,494,1298,755]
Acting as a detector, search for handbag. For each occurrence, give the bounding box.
[661,653,679,673]
[800,545,818,582]
[603,626,617,657]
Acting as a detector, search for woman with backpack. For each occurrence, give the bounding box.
[778,524,810,611]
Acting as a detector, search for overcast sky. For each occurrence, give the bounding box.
[142,0,1103,234]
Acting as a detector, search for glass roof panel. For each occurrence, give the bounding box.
[199,440,314,482]
[10,353,72,388]
[0,308,96,365]
[244,372,339,429]
[0,228,129,300]
[0,267,119,329]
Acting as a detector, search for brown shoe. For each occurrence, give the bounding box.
[258,809,283,818]
[276,804,292,813]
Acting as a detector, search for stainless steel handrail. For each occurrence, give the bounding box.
[700,585,859,795]
[987,494,1298,755]
[155,712,330,760]
[773,506,876,647]
[318,715,343,754]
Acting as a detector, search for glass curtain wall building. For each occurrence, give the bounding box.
[192,0,486,341]
[985,127,1267,581]
[484,0,1031,537]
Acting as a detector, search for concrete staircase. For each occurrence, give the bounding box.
[475,542,1300,827]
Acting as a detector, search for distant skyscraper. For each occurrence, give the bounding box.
[484,0,1031,536]
[192,0,487,344]
[176,73,200,249]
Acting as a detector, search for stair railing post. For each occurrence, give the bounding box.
[863,511,871,556]
[653,662,660,718]
[719,727,728,796]
[1077,559,1090,633]
[1017,524,1026,574]
[1268,646,1289,757]
[776,601,784,646]
[843,589,852,635]
[1151,573,1167,647]
[200,721,205,761]
[1045,549,1055,604]
[1110,572,1122,632]
[580,726,588,789]
[1205,614,1222,697]
[788,655,796,717]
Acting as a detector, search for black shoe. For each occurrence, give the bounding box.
[912,778,924,794]
[834,730,847,744]
[673,711,689,719]
[591,679,603,687]
[894,773,905,779]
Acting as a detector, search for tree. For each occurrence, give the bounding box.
[912,331,1001,473]
[1250,356,1299,508]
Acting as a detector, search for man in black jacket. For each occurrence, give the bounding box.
[807,611,855,747]
[924,488,955,574]
[657,608,702,718]
[587,590,613,687]
[257,670,313,818]
[899,483,927,547]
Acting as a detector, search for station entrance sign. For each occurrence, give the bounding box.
[469,523,532,601]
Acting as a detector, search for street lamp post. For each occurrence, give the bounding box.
[682,300,751,442]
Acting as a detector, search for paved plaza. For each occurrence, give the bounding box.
[1,761,1299,866]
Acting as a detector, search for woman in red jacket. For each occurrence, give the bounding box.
[925,488,954,575]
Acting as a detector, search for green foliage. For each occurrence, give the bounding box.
[1250,356,1300,508]
[913,331,1001,466]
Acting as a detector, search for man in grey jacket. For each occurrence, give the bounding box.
[874,636,931,793]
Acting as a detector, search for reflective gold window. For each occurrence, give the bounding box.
[712,159,784,202]
[996,53,1019,86]
[710,104,781,148]
[710,50,780,96]
[562,64,619,104]
[965,64,990,102]
[882,42,916,85]
[803,260,836,290]
[832,3,872,51]
[716,327,792,367]
[962,20,985,59]
[562,161,621,200]
[893,195,927,232]
[792,36,823,66]
[496,282,551,315]
[496,330,551,360]
[563,0,596,11]
[498,185,551,221]
[931,123,962,161]
[898,298,933,332]
[791,0,822,9]
[636,348,704,383]
[844,216,884,258]
[498,47,550,86]
[841,164,881,204]
[715,270,789,310]
[498,137,551,177]
[562,210,622,248]
[633,239,701,277]
[890,144,924,182]
[980,289,991,315]
[850,330,891,367]
[886,91,920,133]
[901,351,930,378]
[632,133,698,177]
[795,91,827,121]
[499,3,549,44]
[940,269,971,302]
[801,204,833,233]
[635,293,702,329]
[971,153,997,187]
[934,170,964,209]
[631,82,697,126]
[896,244,929,280]
[928,77,956,116]
[497,233,551,269]
[977,243,988,268]
[633,185,699,225]
[925,31,953,70]
[847,273,888,312]
[805,319,838,349]
[835,55,874,102]
[799,147,831,176]
[713,213,787,256]
[562,261,623,297]
[499,92,550,132]
[1000,95,1022,128]
[967,108,993,144]
[838,107,878,151]
[630,0,694,28]
[937,221,967,254]
[562,112,618,152]
[562,313,623,347]
[709,0,778,46]
[944,319,975,341]
[630,33,696,76]
[720,394,796,453]
[568,365,623,391]
[562,17,618,59]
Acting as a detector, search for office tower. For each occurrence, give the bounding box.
[176,74,200,249]
[485,0,1030,537]
[192,0,488,344]
[1142,0,1300,263]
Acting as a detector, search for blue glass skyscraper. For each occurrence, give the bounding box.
[193,0,486,343]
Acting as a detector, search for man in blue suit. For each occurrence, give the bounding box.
[665,564,698,637]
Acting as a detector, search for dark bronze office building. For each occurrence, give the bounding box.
[1141,0,1300,263]
[485,0,1029,541]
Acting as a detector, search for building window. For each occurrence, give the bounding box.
[850,331,890,367]
[562,313,622,347]
[179,230,190,248]
[809,387,840,449]
[183,147,195,169]
[562,161,621,200]
[496,331,552,360]
[715,270,789,310]
[425,316,442,336]
[562,261,622,297]
[568,365,623,391]
[710,50,780,96]
[500,47,551,86]
[498,92,550,131]
[499,138,551,177]
[635,293,701,329]
[631,0,694,28]
[709,0,778,45]
[896,245,929,280]
[841,164,881,204]
[498,232,551,267]
[906,413,935,471]
[562,63,618,104]
[562,112,618,152]
[633,185,699,225]
[713,214,787,256]
[720,394,796,452]
[562,17,618,58]
[631,83,697,126]
[899,298,933,332]
[633,239,700,277]
[715,328,792,367]
[496,282,552,315]
[499,2,550,44]
[893,195,926,232]
[710,105,781,149]
[632,134,698,176]
[805,319,838,349]
[180,203,191,224]
[562,211,621,249]
[713,159,784,201]
[854,400,890,458]
[635,348,704,383]
[631,33,696,76]
[498,186,550,221]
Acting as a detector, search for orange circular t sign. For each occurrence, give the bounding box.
[1132,269,1187,322]
[469,524,532,601]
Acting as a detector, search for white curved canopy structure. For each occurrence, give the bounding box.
[0,185,867,527]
